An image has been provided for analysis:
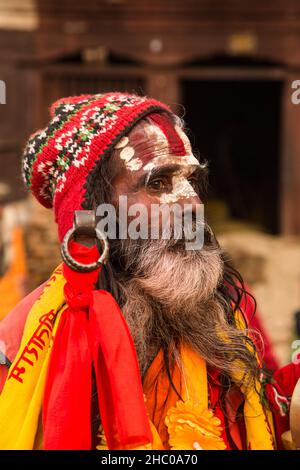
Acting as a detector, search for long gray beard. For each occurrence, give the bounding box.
[113,226,225,377]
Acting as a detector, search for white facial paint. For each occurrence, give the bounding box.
[143,122,167,141]
[114,136,129,149]
[143,153,199,172]
[159,174,198,203]
[120,146,135,162]
[126,157,143,171]
[119,145,143,170]
[117,123,168,173]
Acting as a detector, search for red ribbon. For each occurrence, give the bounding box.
[42,240,152,449]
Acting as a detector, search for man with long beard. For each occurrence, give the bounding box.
[0,92,299,450]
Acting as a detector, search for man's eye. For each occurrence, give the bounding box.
[147,178,169,191]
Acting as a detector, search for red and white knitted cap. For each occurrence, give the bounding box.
[22,92,172,240]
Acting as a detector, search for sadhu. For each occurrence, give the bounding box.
[0,92,299,450]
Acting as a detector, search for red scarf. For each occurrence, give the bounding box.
[42,241,152,449]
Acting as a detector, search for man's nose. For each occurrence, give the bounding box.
[177,192,202,215]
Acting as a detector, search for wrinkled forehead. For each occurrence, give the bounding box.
[114,113,199,172]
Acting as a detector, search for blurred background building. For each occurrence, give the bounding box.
[0,0,300,364]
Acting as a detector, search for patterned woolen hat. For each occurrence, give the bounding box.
[22,92,171,240]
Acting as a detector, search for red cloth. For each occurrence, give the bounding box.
[265,362,300,449]
[42,241,152,449]
[208,366,246,450]
[240,288,279,371]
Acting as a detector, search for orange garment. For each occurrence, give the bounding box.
[0,227,27,321]
[143,348,182,448]
[143,344,210,449]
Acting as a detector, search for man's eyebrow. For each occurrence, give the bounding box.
[132,164,182,191]
[145,164,182,182]
[148,163,206,182]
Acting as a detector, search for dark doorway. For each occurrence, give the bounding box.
[182,78,283,234]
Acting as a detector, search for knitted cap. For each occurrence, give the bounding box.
[22,92,171,240]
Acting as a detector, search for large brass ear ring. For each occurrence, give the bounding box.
[61,210,109,272]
